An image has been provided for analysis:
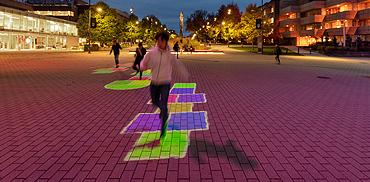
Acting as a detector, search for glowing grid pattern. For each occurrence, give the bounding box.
[124,131,190,161]
[173,83,196,89]
[93,67,129,74]
[122,111,207,134]
[129,76,151,80]
[122,83,208,161]
[155,103,193,113]
[170,88,195,94]
[178,94,206,103]
[130,70,152,76]
[105,80,151,90]
[147,94,206,104]
[105,70,152,90]
[147,95,178,104]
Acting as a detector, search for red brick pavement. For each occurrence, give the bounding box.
[0,51,370,181]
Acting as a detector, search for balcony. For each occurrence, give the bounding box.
[325,28,344,36]
[316,29,325,37]
[324,11,357,22]
[325,27,357,36]
[356,9,370,20]
[280,18,299,27]
[326,0,356,7]
[279,28,286,33]
[283,31,299,38]
[300,15,325,25]
[356,26,370,35]
[300,1,325,12]
[280,5,300,15]
[300,29,315,36]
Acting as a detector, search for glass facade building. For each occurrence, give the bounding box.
[0,5,78,51]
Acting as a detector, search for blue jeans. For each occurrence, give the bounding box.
[150,83,171,131]
[114,54,119,65]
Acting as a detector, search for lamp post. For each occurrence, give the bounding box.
[259,0,264,54]
[88,0,91,54]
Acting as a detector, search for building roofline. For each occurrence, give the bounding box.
[0,5,77,25]
[0,0,33,11]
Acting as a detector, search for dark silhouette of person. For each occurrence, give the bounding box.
[109,39,122,68]
[173,41,180,59]
[132,42,146,79]
[275,44,281,65]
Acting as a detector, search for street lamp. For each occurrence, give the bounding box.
[222,21,225,25]
[88,0,91,54]
[260,0,264,54]
[97,7,102,12]
[228,9,232,15]
[136,21,139,24]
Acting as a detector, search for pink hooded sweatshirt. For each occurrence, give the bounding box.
[140,45,189,85]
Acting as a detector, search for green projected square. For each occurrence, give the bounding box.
[130,70,152,76]
[124,131,190,161]
[173,83,196,89]
[93,68,114,74]
[105,80,150,90]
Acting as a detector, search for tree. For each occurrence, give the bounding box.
[141,15,164,43]
[77,1,121,45]
[213,3,242,43]
[186,10,208,34]
[216,3,242,25]
[237,4,260,45]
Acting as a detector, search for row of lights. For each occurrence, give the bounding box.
[197,9,232,32]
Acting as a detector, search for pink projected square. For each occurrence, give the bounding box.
[147,94,178,104]
[168,94,178,103]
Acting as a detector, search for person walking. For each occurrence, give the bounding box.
[110,38,122,68]
[140,32,189,139]
[275,44,281,65]
[173,41,180,59]
[132,42,147,79]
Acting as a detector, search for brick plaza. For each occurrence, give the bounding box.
[1,50,370,181]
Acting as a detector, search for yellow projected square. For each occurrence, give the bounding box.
[155,103,193,113]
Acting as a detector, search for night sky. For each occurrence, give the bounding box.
[91,0,258,34]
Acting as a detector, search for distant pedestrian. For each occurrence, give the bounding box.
[275,44,281,65]
[140,32,190,139]
[173,41,180,59]
[110,38,122,68]
[190,45,194,54]
[132,42,147,79]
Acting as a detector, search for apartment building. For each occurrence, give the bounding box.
[267,0,370,46]
[260,0,280,44]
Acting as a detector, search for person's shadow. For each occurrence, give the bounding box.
[189,139,258,170]
[135,139,161,148]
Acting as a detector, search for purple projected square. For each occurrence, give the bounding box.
[124,113,161,133]
[178,94,206,103]
[168,112,207,131]
[123,112,208,133]
[170,88,195,94]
